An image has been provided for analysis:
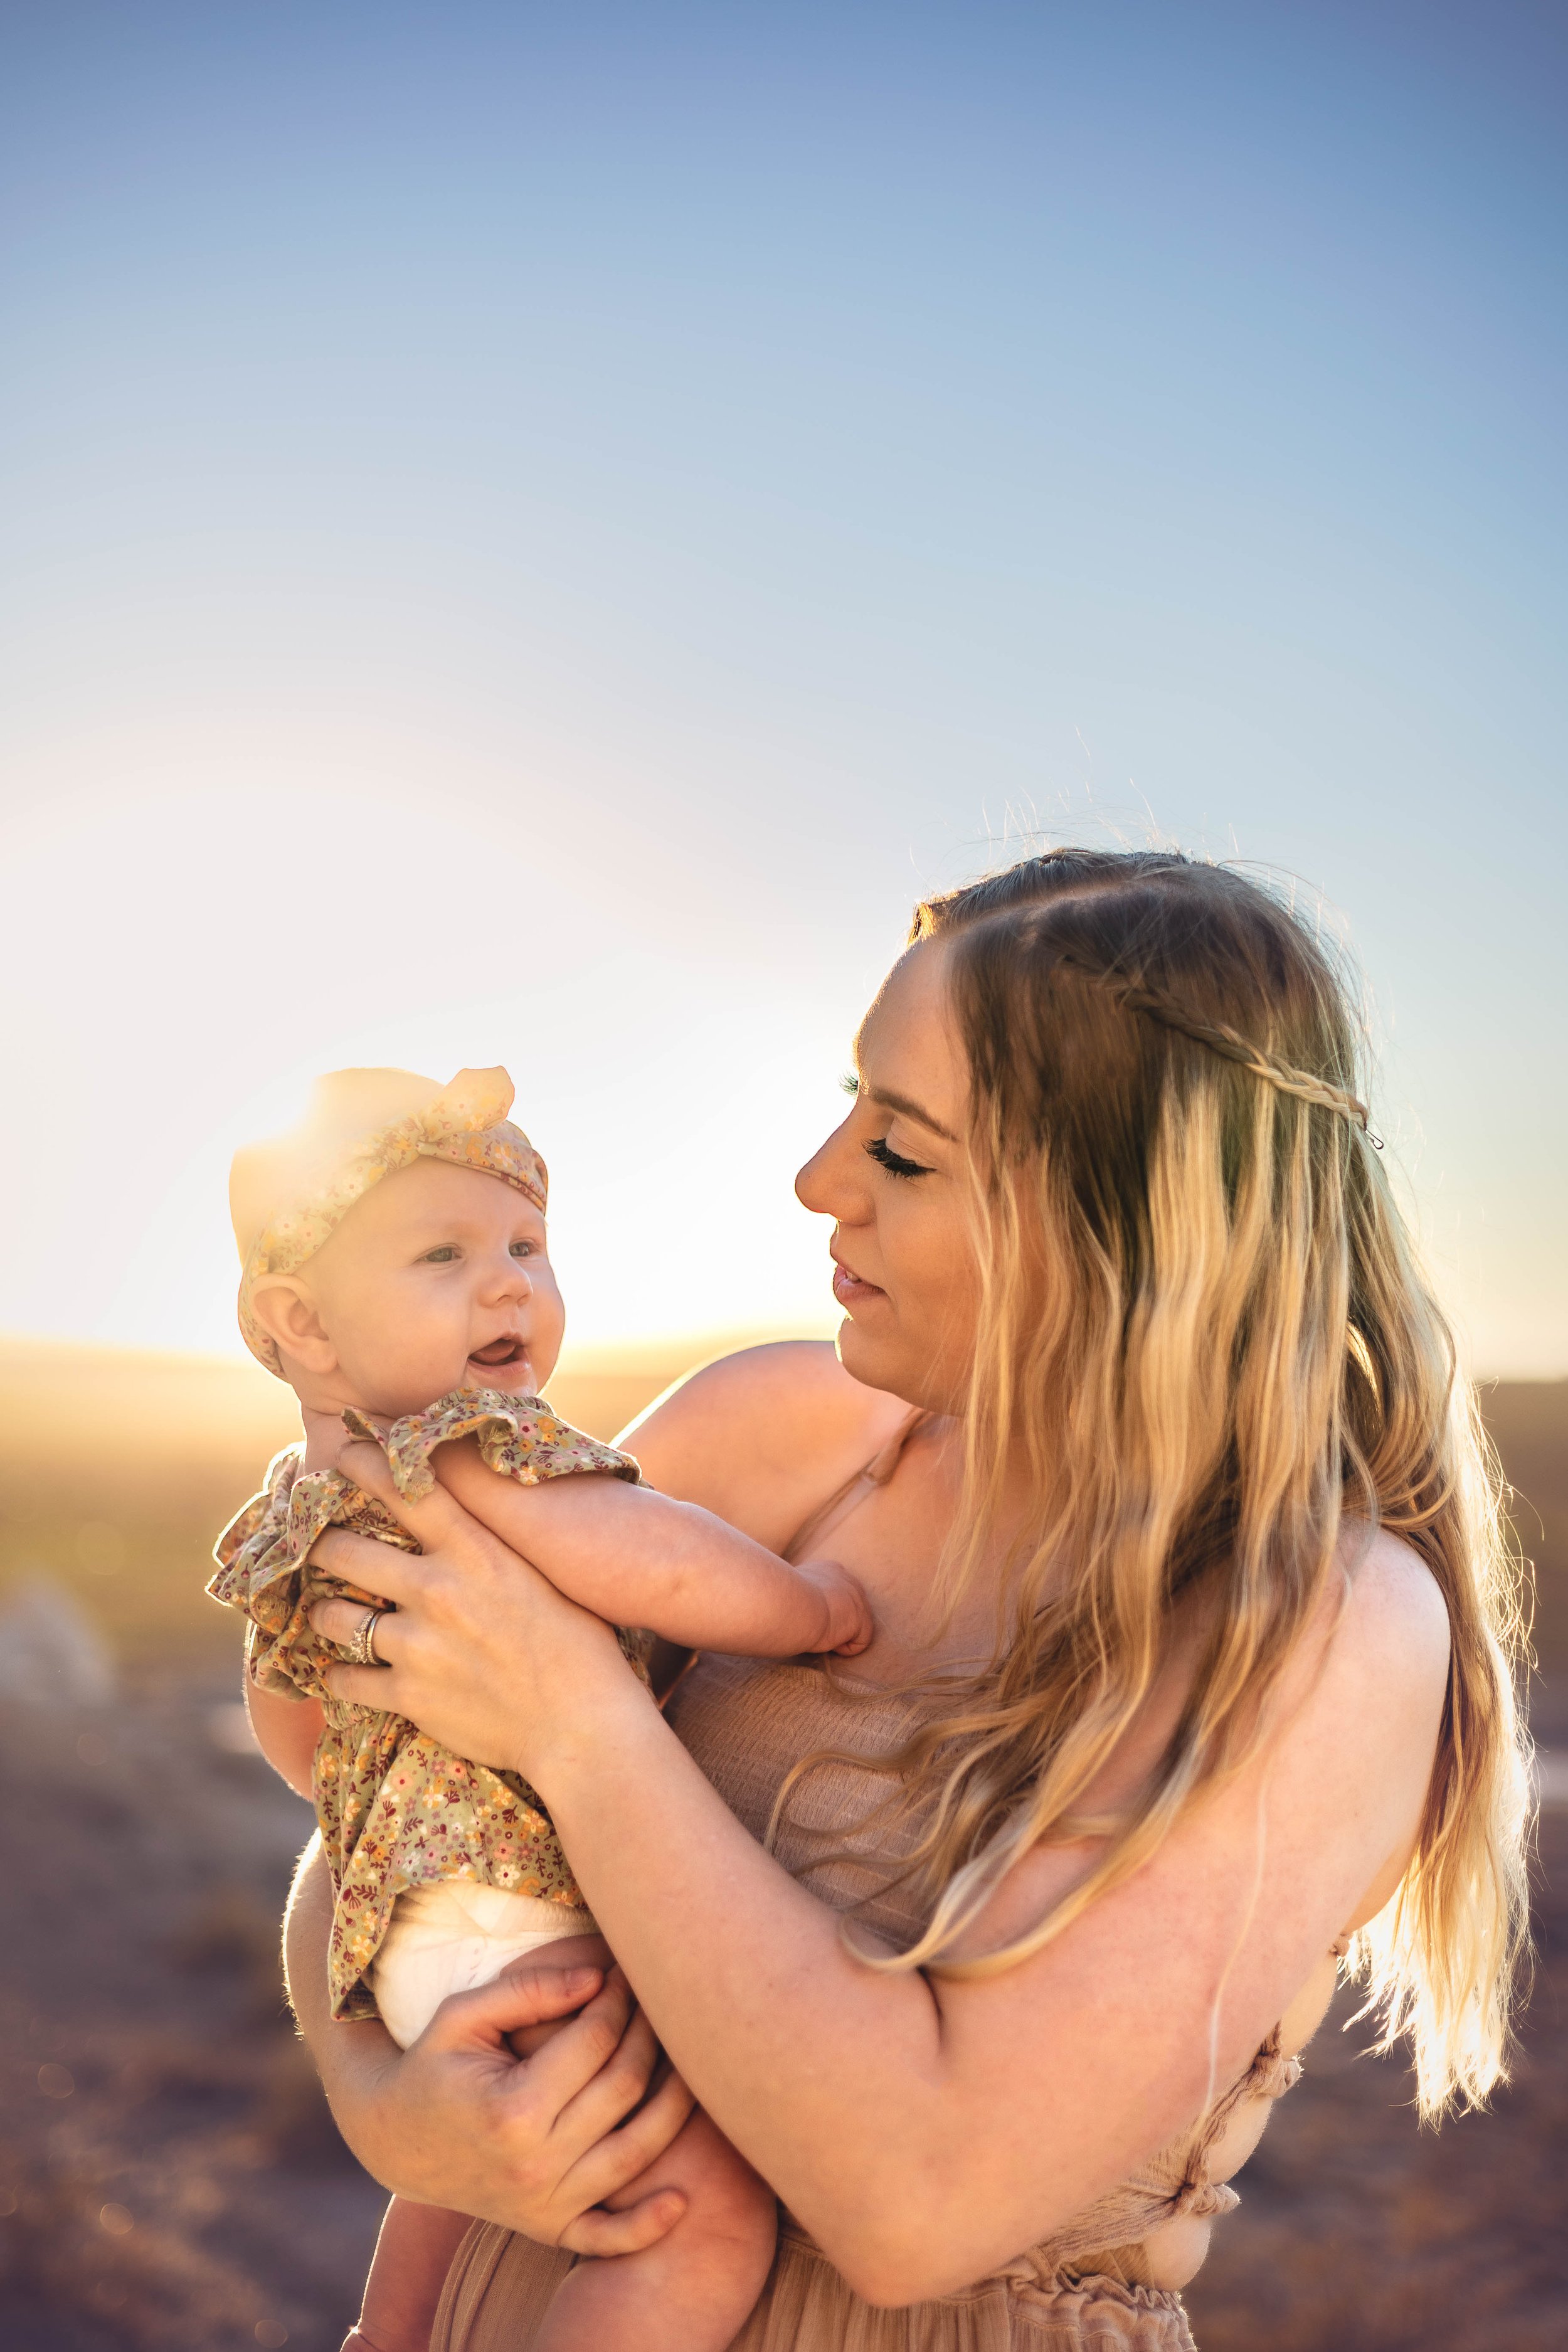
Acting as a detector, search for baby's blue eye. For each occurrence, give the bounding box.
[510,1240,535,1258]
[423,1246,458,1264]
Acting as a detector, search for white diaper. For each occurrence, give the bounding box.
[370,1882,598,2049]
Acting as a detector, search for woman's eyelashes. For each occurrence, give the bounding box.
[865,1135,933,1180]
[842,1073,933,1175]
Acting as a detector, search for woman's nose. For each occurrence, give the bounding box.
[795,1142,832,1213]
[797,1119,870,1222]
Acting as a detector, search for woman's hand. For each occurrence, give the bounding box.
[285,1844,694,2250]
[305,1438,650,1781]
[334,1962,696,2247]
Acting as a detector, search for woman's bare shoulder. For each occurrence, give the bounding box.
[618,1340,909,1545]
[1210,1523,1451,1813]
[1333,1520,1451,1691]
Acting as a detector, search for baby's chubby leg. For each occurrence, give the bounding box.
[342,2198,472,2352]
[532,2103,776,2352]
[342,1894,611,2352]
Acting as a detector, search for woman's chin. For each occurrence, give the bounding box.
[835,1316,902,1392]
[836,1320,961,1416]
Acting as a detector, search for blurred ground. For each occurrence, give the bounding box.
[0,1665,373,2351]
[0,1339,1563,2349]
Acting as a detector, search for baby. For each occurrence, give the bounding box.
[209,1066,870,2352]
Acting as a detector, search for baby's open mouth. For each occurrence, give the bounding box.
[469,1337,528,1370]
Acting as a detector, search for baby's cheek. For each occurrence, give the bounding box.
[529,1283,568,1385]
[354,1301,467,1414]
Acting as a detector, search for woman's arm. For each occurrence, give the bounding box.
[282,1837,697,2249]
[275,1347,884,2233]
[310,1459,1450,2306]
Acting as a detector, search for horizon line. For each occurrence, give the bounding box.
[0,1325,1559,1389]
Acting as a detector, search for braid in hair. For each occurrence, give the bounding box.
[1057,953,1381,1142]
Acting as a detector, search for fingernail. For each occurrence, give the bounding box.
[562,1967,600,1989]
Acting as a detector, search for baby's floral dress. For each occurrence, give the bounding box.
[209,1389,646,2021]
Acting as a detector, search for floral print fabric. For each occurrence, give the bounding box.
[238,1066,548,1376]
[209,1388,645,2020]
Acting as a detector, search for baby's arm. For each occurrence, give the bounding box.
[431,1439,872,1658]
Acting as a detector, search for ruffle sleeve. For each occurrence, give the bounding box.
[344,1387,641,1500]
[207,1444,409,1702]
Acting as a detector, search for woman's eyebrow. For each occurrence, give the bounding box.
[867,1085,956,1142]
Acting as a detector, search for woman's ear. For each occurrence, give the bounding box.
[248,1276,339,1375]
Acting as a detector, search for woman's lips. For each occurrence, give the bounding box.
[832,1258,886,1308]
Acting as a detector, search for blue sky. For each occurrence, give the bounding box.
[1,2,1563,1371]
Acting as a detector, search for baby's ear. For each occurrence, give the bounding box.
[248,1277,338,1375]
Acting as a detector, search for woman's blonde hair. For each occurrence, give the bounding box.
[803,848,1530,2116]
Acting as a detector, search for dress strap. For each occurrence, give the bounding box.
[783,1408,932,1562]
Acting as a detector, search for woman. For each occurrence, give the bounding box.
[287,847,1528,2350]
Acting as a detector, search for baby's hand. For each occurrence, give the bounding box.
[794,1557,875,1657]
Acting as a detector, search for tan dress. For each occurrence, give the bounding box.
[433,1423,1320,2352]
